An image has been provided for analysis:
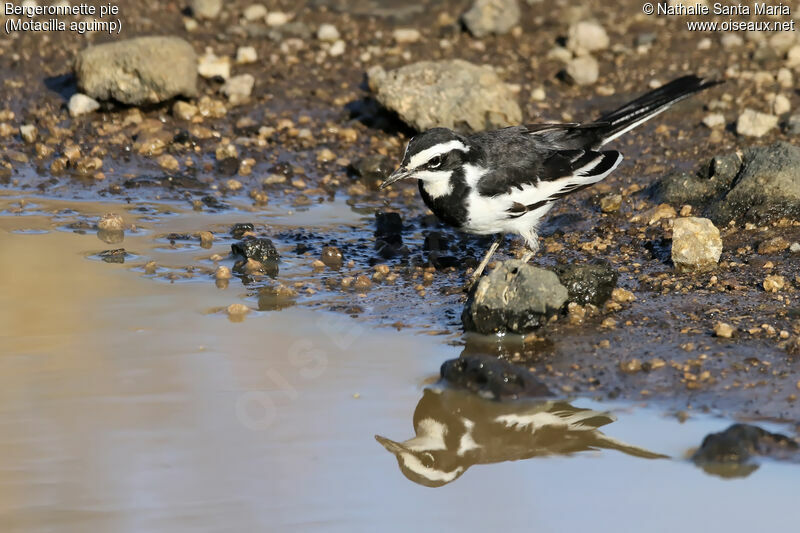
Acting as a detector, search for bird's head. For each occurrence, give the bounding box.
[380,128,473,195]
[375,434,465,488]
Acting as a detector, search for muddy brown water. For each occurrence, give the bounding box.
[1,192,798,532]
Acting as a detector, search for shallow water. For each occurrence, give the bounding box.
[1,194,798,532]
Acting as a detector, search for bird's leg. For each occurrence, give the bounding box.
[519,236,540,264]
[464,234,503,291]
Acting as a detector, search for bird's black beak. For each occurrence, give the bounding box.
[379,167,412,190]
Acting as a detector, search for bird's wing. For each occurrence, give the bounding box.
[475,146,622,216]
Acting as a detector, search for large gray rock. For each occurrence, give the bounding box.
[462,260,568,334]
[461,0,520,38]
[75,37,198,105]
[367,59,522,132]
[709,142,800,224]
[655,143,800,224]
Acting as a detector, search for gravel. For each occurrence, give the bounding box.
[75,37,198,105]
[671,217,723,272]
[461,0,520,38]
[367,59,522,131]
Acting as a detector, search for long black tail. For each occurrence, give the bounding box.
[597,75,722,145]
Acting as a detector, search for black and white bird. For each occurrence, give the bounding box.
[376,388,666,488]
[380,75,721,286]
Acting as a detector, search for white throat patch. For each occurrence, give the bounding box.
[418,170,453,199]
[408,140,469,170]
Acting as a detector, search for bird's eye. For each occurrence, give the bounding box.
[428,155,443,168]
[421,453,435,468]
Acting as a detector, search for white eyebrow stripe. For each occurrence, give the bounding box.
[408,140,469,169]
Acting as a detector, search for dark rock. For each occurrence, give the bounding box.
[349,155,394,187]
[656,143,800,224]
[692,423,799,478]
[555,260,618,306]
[230,223,254,239]
[217,157,240,177]
[423,231,449,252]
[440,354,552,400]
[653,153,740,207]
[462,260,569,334]
[231,237,280,264]
[99,248,128,264]
[708,142,800,224]
[321,246,344,268]
[374,211,407,258]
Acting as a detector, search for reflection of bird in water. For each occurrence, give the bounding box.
[376,388,667,487]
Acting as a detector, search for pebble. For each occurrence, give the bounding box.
[721,34,743,48]
[226,303,250,317]
[461,0,520,38]
[619,359,642,374]
[393,28,421,43]
[530,87,546,101]
[736,108,778,137]
[790,242,800,253]
[763,275,785,292]
[671,217,723,272]
[547,46,572,63]
[353,275,372,291]
[157,154,179,172]
[316,148,336,162]
[329,40,346,57]
[777,68,794,88]
[321,246,343,268]
[198,50,231,80]
[611,287,636,304]
[221,74,255,105]
[599,193,622,213]
[98,213,124,232]
[215,265,232,280]
[702,113,725,129]
[266,11,291,26]
[68,93,100,117]
[173,100,198,120]
[714,321,735,338]
[191,0,221,19]
[758,236,790,254]
[242,4,267,21]
[317,23,340,42]
[770,94,791,115]
[567,21,609,54]
[199,231,214,248]
[236,46,258,64]
[19,124,37,144]
[565,55,599,85]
